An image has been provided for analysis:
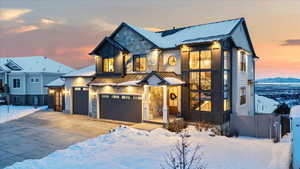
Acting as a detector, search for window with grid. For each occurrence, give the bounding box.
[133,54,147,72]
[103,57,114,72]
[240,52,247,72]
[223,51,231,111]
[189,50,212,112]
[240,87,246,105]
[13,79,20,88]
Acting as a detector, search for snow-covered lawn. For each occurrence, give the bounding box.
[0,105,47,124]
[6,126,290,169]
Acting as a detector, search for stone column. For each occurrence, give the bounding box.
[143,85,150,120]
[162,85,169,124]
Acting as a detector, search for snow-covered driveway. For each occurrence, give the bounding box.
[0,105,47,124]
[6,126,291,169]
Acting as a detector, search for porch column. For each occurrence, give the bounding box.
[143,85,150,120]
[162,85,169,124]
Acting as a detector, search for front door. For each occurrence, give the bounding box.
[168,87,178,115]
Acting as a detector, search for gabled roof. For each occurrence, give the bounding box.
[0,56,74,73]
[62,65,95,78]
[89,71,184,86]
[89,37,129,55]
[122,18,242,49]
[45,78,65,87]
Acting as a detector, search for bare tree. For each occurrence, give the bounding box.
[161,130,206,169]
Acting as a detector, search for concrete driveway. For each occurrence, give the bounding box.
[0,110,129,168]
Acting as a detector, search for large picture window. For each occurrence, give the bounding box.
[103,57,114,72]
[189,50,211,69]
[189,49,212,112]
[190,92,211,112]
[133,55,147,72]
[189,72,211,90]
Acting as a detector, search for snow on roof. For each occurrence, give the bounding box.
[46,78,65,87]
[125,18,242,48]
[291,105,300,118]
[255,94,279,114]
[0,56,74,73]
[164,77,185,85]
[62,65,95,77]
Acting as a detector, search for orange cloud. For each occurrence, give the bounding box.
[40,18,56,25]
[0,8,31,21]
[8,25,39,34]
[144,27,162,32]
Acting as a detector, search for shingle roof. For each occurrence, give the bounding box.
[89,72,183,86]
[0,56,74,73]
[62,65,95,78]
[45,78,65,87]
[124,18,242,48]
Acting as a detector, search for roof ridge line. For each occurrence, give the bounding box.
[156,17,244,33]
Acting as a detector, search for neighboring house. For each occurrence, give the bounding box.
[0,56,74,105]
[58,17,257,128]
[255,94,279,114]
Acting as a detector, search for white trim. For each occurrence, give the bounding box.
[97,92,141,96]
[96,94,100,119]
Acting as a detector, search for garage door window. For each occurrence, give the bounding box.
[112,95,120,99]
[121,95,131,100]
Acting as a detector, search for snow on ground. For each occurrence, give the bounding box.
[255,94,279,113]
[0,105,47,124]
[6,126,290,169]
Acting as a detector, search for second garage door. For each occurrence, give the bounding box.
[99,94,142,123]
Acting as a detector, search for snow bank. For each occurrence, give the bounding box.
[6,126,290,169]
[291,105,300,118]
[0,106,47,124]
[255,94,279,113]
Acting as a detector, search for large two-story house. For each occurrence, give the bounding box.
[0,56,74,105]
[58,18,257,127]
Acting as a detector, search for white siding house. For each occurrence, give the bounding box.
[0,56,74,105]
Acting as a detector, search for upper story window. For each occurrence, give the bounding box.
[189,50,211,70]
[13,78,21,88]
[224,51,230,70]
[133,54,146,72]
[240,87,246,105]
[240,52,247,72]
[103,57,114,72]
[31,78,39,83]
[168,55,177,66]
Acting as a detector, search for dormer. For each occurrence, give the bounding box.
[89,37,128,76]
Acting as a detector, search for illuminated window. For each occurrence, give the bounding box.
[190,92,211,112]
[224,99,230,111]
[240,52,247,72]
[168,56,177,66]
[240,87,246,105]
[200,50,211,69]
[200,72,211,90]
[134,55,147,72]
[189,72,211,90]
[189,51,200,69]
[103,57,114,72]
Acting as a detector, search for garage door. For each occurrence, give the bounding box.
[100,94,142,123]
[73,87,89,115]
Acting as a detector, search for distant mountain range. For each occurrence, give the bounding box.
[256,77,300,83]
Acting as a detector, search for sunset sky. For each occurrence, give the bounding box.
[0,0,300,79]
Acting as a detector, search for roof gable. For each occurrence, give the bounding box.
[89,37,128,55]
